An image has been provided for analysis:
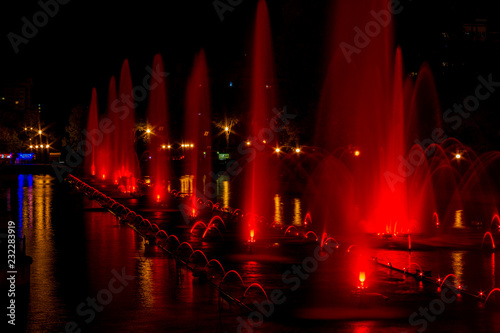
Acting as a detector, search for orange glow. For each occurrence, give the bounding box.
[354,150,360,156]
[146,128,151,134]
[246,141,251,146]
[359,271,366,283]
[275,148,280,153]
[102,174,106,180]
[455,153,461,159]
[250,229,255,242]
[162,145,166,149]
[295,148,301,153]
[157,194,160,202]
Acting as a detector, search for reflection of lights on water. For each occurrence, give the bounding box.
[453,210,465,229]
[180,175,194,194]
[274,194,283,225]
[293,198,302,226]
[451,251,465,285]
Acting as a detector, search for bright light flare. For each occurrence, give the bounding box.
[455,153,461,159]
[354,150,360,157]
[146,128,151,134]
[295,148,301,153]
[249,229,255,243]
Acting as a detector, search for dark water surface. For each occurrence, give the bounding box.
[2,173,500,332]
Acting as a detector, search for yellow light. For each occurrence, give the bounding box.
[225,127,229,131]
[263,140,267,144]
[167,145,171,149]
[275,148,280,153]
[162,145,166,149]
[246,141,251,146]
[30,145,33,149]
[190,144,194,148]
[455,154,461,159]
[181,144,185,148]
[46,145,49,148]
[35,145,39,149]
[146,128,151,134]
[38,130,42,134]
[295,148,301,153]
[354,150,360,157]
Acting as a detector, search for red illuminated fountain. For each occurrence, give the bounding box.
[184,49,212,212]
[114,59,140,192]
[146,54,171,201]
[305,0,500,239]
[96,76,118,181]
[243,0,279,243]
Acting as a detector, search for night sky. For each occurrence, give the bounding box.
[1,0,500,146]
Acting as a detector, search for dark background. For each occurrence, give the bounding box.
[0,0,499,149]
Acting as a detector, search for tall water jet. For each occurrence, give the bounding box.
[85,88,99,177]
[97,76,118,181]
[115,59,140,192]
[243,0,279,239]
[313,0,441,235]
[146,54,171,201]
[184,49,212,209]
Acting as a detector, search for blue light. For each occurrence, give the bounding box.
[19,153,34,160]
[229,82,233,87]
